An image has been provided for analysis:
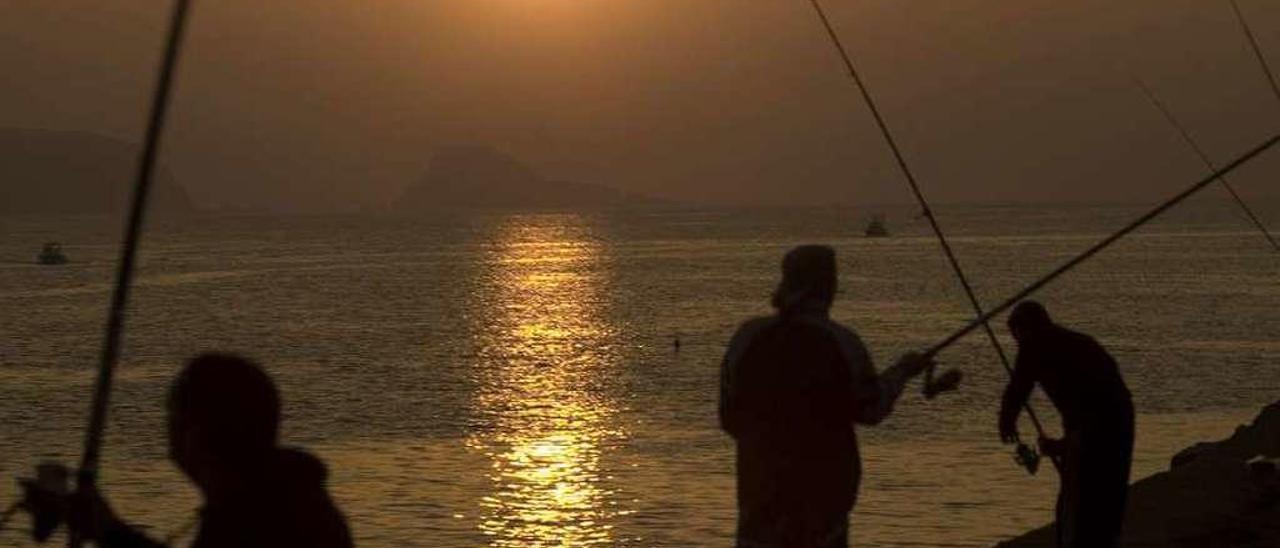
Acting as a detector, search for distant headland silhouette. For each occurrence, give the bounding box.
[0,127,193,216]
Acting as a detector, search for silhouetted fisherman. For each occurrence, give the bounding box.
[58,353,353,547]
[999,302,1134,548]
[719,245,932,547]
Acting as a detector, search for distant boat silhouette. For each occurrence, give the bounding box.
[37,242,68,265]
[864,216,889,238]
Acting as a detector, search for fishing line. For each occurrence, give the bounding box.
[804,0,1024,403]
[804,0,1056,471]
[1229,0,1280,104]
[925,131,1280,358]
[73,0,193,546]
[1133,76,1279,251]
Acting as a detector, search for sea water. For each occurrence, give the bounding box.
[0,197,1276,546]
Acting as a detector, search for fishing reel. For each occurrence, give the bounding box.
[922,365,963,399]
[4,462,73,543]
[1015,442,1041,476]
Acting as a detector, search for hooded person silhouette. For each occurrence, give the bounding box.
[60,353,353,548]
[999,301,1134,548]
[719,245,932,547]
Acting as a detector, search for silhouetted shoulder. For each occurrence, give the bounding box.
[732,316,780,338]
[274,448,352,547]
[1054,325,1094,345]
[1082,333,1112,354]
[196,448,353,548]
[1056,327,1114,360]
[792,316,872,370]
[724,316,780,359]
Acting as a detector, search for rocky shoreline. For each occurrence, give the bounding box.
[998,401,1280,547]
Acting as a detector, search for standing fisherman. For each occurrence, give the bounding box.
[719,245,932,547]
[998,301,1134,548]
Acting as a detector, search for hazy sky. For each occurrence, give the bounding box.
[2,0,1279,211]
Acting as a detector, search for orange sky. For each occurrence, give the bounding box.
[1,0,1278,211]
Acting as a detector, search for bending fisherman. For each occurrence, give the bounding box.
[999,301,1134,548]
[719,245,933,547]
[41,353,354,547]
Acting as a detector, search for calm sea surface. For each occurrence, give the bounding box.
[0,199,1277,546]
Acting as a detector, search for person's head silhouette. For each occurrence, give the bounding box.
[1007,300,1053,344]
[166,353,280,491]
[771,245,838,313]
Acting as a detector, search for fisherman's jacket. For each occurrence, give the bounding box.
[719,306,914,523]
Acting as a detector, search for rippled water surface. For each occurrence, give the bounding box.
[0,200,1276,546]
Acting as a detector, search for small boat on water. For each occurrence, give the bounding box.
[864,216,889,238]
[37,242,68,265]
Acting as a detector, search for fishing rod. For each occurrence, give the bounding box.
[69,0,194,546]
[925,131,1280,359]
[1229,0,1280,104]
[1134,76,1279,251]
[804,0,1053,472]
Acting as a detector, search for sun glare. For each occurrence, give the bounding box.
[465,214,625,546]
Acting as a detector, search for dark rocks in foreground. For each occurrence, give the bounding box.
[0,127,193,216]
[999,402,1280,547]
[396,145,661,212]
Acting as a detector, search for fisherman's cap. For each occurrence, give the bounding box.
[782,245,836,283]
[773,245,837,309]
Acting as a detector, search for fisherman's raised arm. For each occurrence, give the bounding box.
[829,326,930,425]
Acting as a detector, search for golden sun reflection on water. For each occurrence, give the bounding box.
[466,216,627,546]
